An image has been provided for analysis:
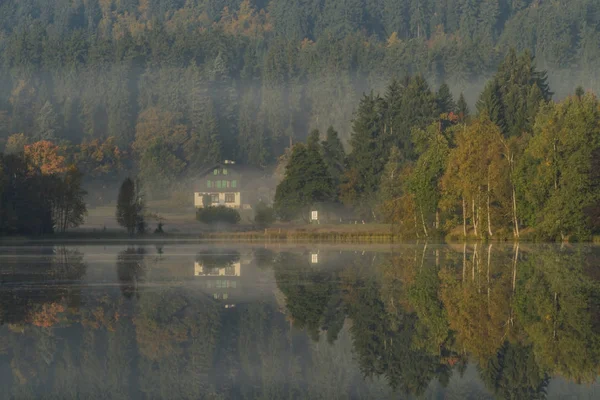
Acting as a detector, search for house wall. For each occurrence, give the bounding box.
[194,192,241,208]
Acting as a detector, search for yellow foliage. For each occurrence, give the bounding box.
[217,1,272,38]
[387,32,400,47]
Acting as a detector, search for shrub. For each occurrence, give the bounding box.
[254,202,275,227]
[196,206,241,225]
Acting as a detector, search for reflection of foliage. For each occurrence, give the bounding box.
[439,246,513,364]
[135,289,221,398]
[343,272,440,395]
[0,245,599,398]
[253,248,276,269]
[481,342,549,400]
[29,303,66,328]
[409,263,450,355]
[81,294,122,332]
[195,249,240,270]
[116,248,146,299]
[0,247,86,326]
[514,248,600,383]
[274,252,338,341]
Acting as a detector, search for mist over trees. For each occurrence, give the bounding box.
[0,1,599,170]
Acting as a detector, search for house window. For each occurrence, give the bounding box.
[213,169,218,175]
[207,180,212,188]
[226,180,231,188]
[232,180,237,188]
[216,181,222,189]
[225,194,235,203]
[211,194,219,203]
[223,168,228,175]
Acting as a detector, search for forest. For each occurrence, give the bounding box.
[275,51,600,240]
[0,0,599,238]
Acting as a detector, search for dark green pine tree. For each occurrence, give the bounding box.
[526,83,545,130]
[347,92,387,201]
[481,49,552,136]
[436,83,456,114]
[383,78,404,147]
[307,128,321,151]
[274,142,335,221]
[116,178,144,236]
[321,126,346,196]
[457,92,470,121]
[477,79,505,131]
[399,75,438,158]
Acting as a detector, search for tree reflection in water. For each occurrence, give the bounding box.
[0,244,598,399]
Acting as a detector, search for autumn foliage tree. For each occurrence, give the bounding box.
[24,141,67,176]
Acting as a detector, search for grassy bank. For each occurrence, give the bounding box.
[3,224,600,244]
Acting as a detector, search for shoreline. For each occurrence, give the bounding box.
[1,227,599,245]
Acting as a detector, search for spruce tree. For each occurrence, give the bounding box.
[436,83,456,114]
[477,80,505,131]
[347,92,386,201]
[321,126,346,195]
[274,143,335,221]
[116,178,145,236]
[457,93,470,121]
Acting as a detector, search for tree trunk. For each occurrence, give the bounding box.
[420,207,428,238]
[512,185,519,239]
[512,242,519,292]
[487,171,493,237]
[414,211,419,239]
[472,243,478,282]
[462,242,467,282]
[472,198,478,237]
[462,197,467,238]
[487,244,492,309]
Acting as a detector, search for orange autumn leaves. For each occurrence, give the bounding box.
[29,303,66,328]
[23,141,67,175]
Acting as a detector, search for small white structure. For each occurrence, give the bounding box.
[310,210,319,223]
[311,252,319,264]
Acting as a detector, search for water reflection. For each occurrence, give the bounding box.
[0,244,598,399]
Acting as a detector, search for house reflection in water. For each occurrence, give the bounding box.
[193,251,248,308]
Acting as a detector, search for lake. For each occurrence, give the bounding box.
[0,242,598,399]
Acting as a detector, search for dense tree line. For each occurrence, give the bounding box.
[0,147,87,235]
[0,0,599,196]
[276,50,600,240]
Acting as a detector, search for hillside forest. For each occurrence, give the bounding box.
[0,0,600,239]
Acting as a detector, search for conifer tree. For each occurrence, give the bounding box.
[345,92,386,215]
[436,83,456,114]
[457,93,470,122]
[116,178,145,236]
[274,142,335,221]
[321,126,346,193]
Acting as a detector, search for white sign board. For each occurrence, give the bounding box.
[311,210,318,221]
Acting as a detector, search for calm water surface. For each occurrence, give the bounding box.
[0,243,599,399]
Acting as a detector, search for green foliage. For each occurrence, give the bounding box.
[0,152,86,236]
[196,205,241,225]
[321,126,346,192]
[254,201,275,227]
[274,142,335,221]
[521,93,600,240]
[477,50,552,137]
[116,178,145,236]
